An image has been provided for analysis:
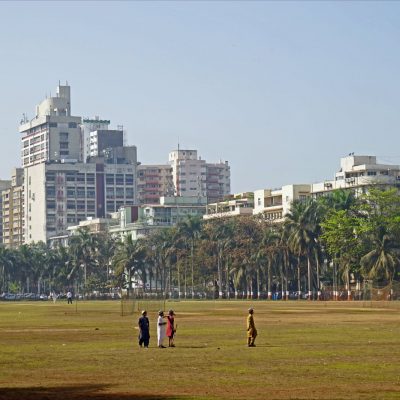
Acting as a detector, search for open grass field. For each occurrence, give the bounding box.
[0,300,399,400]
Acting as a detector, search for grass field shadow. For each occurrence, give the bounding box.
[0,384,185,400]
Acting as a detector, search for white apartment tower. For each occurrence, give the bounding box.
[81,117,110,161]
[168,149,230,203]
[19,84,82,167]
[169,150,206,198]
[20,84,137,243]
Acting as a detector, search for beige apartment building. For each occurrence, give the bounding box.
[169,149,230,203]
[19,84,82,167]
[1,169,24,247]
[137,164,174,204]
[137,150,230,205]
[311,155,400,196]
[253,184,311,221]
[0,179,12,245]
[204,192,254,220]
[19,83,138,244]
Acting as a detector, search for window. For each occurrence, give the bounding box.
[60,142,69,149]
[49,122,58,128]
[116,174,124,185]
[106,187,114,199]
[59,132,69,140]
[116,187,124,199]
[367,171,377,176]
[68,122,77,128]
[125,174,134,185]
[87,174,95,184]
[46,201,56,209]
[106,174,114,185]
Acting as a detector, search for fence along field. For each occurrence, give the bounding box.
[0,300,400,400]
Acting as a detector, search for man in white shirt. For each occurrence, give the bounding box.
[157,310,167,348]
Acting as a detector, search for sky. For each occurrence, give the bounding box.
[1,1,400,193]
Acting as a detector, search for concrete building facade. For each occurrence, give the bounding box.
[81,117,111,162]
[19,83,138,244]
[311,155,400,196]
[25,157,137,243]
[253,184,311,221]
[168,149,230,203]
[204,192,254,220]
[137,164,174,204]
[19,84,82,167]
[1,169,24,247]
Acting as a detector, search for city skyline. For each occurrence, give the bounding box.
[1,1,400,192]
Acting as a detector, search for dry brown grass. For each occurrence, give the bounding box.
[0,300,399,399]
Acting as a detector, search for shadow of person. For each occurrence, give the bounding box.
[0,384,185,400]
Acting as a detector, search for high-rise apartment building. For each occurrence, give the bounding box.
[25,153,137,243]
[0,179,12,245]
[137,150,230,205]
[81,117,124,161]
[2,169,24,247]
[19,84,82,167]
[81,117,111,161]
[137,164,174,204]
[311,155,400,196]
[20,83,137,244]
[168,149,230,203]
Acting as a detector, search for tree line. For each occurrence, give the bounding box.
[1,188,400,299]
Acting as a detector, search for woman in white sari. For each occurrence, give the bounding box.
[157,310,167,348]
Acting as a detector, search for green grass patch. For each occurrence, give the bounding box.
[0,300,400,399]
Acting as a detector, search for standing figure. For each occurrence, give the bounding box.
[247,307,257,347]
[67,290,73,304]
[138,310,150,348]
[166,309,176,347]
[157,311,167,348]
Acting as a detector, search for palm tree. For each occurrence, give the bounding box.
[285,199,320,300]
[177,216,202,298]
[112,234,147,297]
[67,228,98,297]
[361,228,399,284]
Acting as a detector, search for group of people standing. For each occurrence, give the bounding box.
[138,309,176,348]
[137,307,258,348]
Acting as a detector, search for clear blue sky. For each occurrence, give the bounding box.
[1,1,400,192]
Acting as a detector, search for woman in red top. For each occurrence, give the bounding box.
[166,309,176,347]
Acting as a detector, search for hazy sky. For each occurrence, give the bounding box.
[1,1,400,192]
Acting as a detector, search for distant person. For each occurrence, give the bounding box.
[138,310,150,348]
[67,291,73,304]
[247,307,257,347]
[157,310,167,348]
[51,291,57,304]
[166,309,176,347]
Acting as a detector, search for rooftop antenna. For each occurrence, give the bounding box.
[178,137,180,152]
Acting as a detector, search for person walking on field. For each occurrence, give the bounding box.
[166,309,176,347]
[67,290,73,304]
[157,311,167,348]
[247,307,257,347]
[138,310,150,348]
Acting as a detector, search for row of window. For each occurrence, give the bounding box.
[49,122,77,129]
